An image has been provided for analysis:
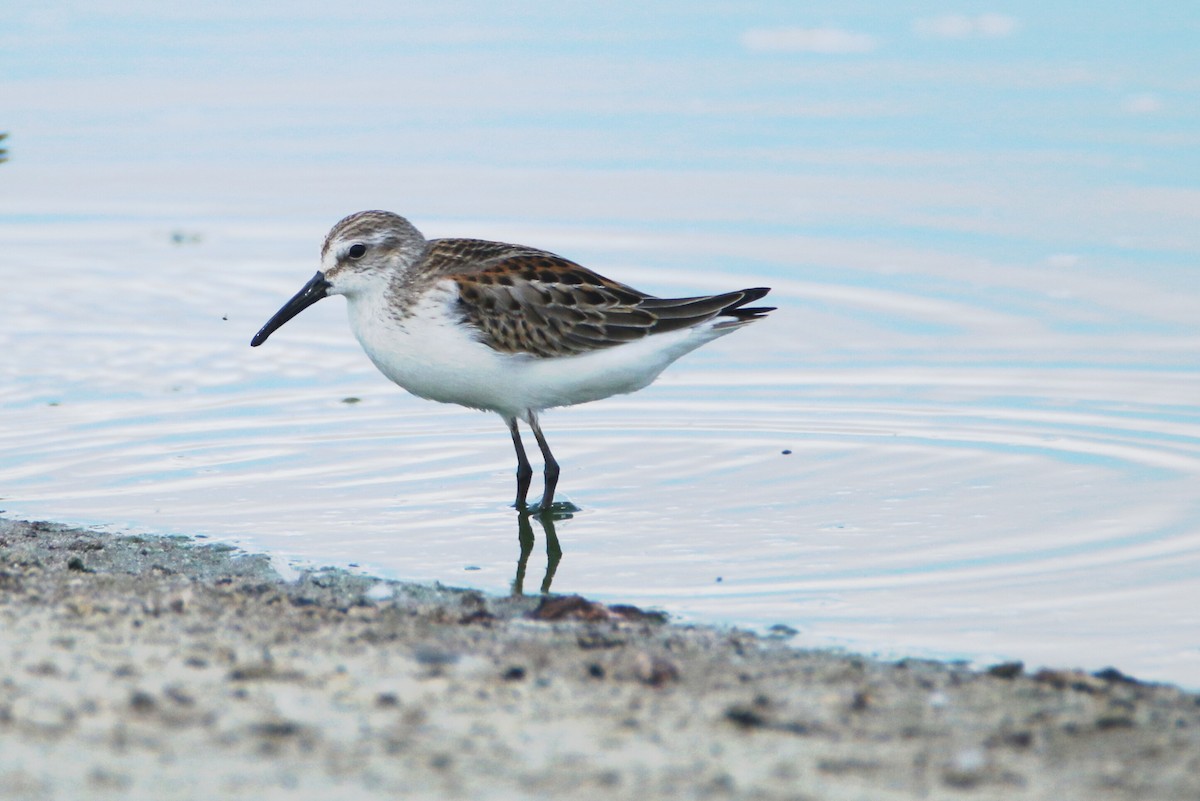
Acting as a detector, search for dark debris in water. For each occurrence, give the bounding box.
[1032,667,1150,694]
[529,595,610,622]
[169,230,203,246]
[1093,666,1145,686]
[528,594,667,624]
[987,661,1024,680]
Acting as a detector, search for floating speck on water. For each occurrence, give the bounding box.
[781,449,792,455]
[169,230,203,245]
[715,577,723,583]
[341,397,362,404]
[464,565,481,571]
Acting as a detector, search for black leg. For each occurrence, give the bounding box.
[528,413,559,511]
[508,417,532,509]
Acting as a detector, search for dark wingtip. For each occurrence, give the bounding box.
[721,288,774,321]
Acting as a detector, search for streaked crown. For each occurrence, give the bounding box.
[321,210,427,267]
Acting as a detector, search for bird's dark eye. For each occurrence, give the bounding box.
[347,243,367,259]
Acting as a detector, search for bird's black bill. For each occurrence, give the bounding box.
[250,272,330,346]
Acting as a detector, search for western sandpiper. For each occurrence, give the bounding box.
[251,211,773,511]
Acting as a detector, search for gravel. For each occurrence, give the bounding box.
[1,516,1197,800]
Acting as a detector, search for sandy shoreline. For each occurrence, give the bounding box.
[1,516,1197,800]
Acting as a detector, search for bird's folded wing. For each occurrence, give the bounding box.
[439,245,763,358]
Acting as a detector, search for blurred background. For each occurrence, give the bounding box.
[2,2,1198,686]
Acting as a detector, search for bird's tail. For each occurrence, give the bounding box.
[712,287,775,330]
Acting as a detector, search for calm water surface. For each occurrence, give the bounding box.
[2,2,1198,686]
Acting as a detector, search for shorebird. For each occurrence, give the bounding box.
[251,211,773,511]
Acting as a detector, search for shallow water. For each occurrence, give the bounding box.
[2,2,1199,686]
[2,212,1197,686]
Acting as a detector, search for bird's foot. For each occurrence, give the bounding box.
[526,498,581,519]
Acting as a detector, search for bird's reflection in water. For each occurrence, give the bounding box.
[512,508,568,596]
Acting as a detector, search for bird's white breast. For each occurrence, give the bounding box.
[344,280,734,421]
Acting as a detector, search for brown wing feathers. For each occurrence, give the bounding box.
[444,244,773,357]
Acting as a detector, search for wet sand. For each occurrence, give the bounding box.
[1,516,1197,800]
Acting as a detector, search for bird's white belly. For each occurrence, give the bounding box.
[345,284,728,420]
